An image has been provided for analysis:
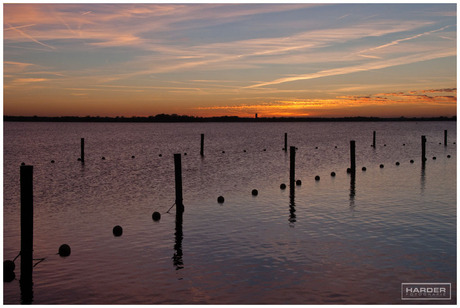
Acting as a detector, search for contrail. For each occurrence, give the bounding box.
[6,23,56,50]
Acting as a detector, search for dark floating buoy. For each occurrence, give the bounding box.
[251,189,258,196]
[113,225,123,237]
[384,144,386,147]
[131,155,135,159]
[152,211,161,221]
[331,172,336,177]
[447,155,451,158]
[159,154,162,157]
[335,146,337,148]
[410,159,414,163]
[280,183,286,189]
[51,160,55,163]
[21,162,25,166]
[296,179,302,186]
[396,162,400,166]
[315,175,320,181]
[101,156,106,160]
[222,151,225,154]
[263,149,266,152]
[58,244,71,257]
[433,156,436,160]
[315,146,318,149]
[243,150,247,152]
[380,164,384,168]
[403,143,406,146]
[217,196,225,203]
[4,260,15,272]
[4,270,15,283]
[346,168,352,174]
[184,153,187,156]
[362,167,367,171]
[77,158,81,161]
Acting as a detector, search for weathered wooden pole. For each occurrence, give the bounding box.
[20,165,33,286]
[444,130,447,146]
[289,146,295,188]
[284,133,287,151]
[200,134,204,156]
[80,138,85,163]
[350,140,356,175]
[174,154,184,216]
[421,135,426,163]
[372,131,376,148]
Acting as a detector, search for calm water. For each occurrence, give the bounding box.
[3,121,457,304]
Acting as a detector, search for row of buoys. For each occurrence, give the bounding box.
[111,211,162,237]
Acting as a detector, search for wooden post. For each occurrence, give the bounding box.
[174,154,184,215]
[421,135,426,163]
[200,134,204,156]
[290,146,295,188]
[284,133,287,151]
[444,130,447,146]
[80,138,85,163]
[20,165,33,284]
[350,140,356,175]
[372,131,376,148]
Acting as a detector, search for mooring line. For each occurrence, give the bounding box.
[166,202,176,214]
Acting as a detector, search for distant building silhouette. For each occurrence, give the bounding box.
[255,113,258,119]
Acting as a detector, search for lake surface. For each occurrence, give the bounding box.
[3,121,457,304]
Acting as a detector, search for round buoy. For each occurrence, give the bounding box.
[51,160,55,163]
[152,211,161,221]
[184,153,187,156]
[447,155,451,158]
[159,154,162,157]
[410,159,414,163]
[58,244,71,257]
[131,155,135,159]
[403,143,406,146]
[396,162,400,166]
[243,150,247,152]
[362,167,367,171]
[335,146,337,148]
[331,172,336,177]
[222,151,225,154]
[315,147,318,149]
[380,164,384,168]
[101,157,106,160]
[433,156,436,160]
[4,260,15,272]
[77,158,81,161]
[113,225,123,237]
[280,183,286,189]
[263,149,266,152]
[251,189,258,196]
[4,270,15,282]
[296,179,302,186]
[315,175,320,181]
[439,142,442,145]
[217,196,224,203]
[21,162,25,166]
[346,168,352,174]
[384,144,386,147]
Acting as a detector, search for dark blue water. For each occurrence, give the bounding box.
[3,121,456,304]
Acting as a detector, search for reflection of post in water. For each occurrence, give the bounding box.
[173,154,184,270]
[420,164,426,194]
[349,173,356,208]
[289,184,296,225]
[173,210,184,270]
[20,165,34,304]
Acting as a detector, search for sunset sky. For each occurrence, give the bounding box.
[3,3,457,118]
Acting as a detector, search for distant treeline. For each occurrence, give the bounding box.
[4,114,457,123]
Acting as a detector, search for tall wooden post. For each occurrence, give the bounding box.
[200,134,204,156]
[372,131,376,148]
[350,140,356,175]
[20,165,33,288]
[284,133,287,151]
[421,135,426,163]
[80,138,85,163]
[444,130,447,146]
[174,154,184,215]
[289,146,295,188]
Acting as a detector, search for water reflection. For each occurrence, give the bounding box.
[20,271,33,304]
[420,164,426,194]
[289,185,296,226]
[173,210,184,271]
[349,173,356,209]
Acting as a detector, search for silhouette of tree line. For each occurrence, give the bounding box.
[4,114,456,123]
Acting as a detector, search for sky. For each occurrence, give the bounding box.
[3,3,457,118]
